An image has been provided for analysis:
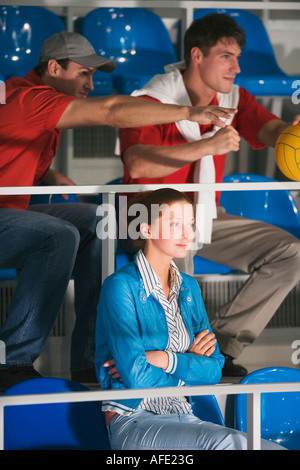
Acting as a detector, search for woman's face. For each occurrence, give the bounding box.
[145,200,195,259]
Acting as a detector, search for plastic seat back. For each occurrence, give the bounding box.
[74,15,113,96]
[88,69,114,96]
[3,377,110,450]
[0,269,16,281]
[235,367,300,450]
[81,8,178,94]
[193,9,297,96]
[0,6,65,79]
[193,257,232,275]
[190,394,225,426]
[220,173,300,239]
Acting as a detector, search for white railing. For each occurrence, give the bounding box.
[3,1,300,13]
[1,181,300,451]
[4,1,300,11]
[1,381,300,450]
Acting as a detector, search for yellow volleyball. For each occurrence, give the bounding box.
[275,124,300,181]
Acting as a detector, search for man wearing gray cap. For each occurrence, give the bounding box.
[40,31,116,72]
[0,31,234,392]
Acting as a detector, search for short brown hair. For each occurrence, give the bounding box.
[34,58,70,77]
[184,13,246,66]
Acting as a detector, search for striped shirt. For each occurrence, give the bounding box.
[136,250,191,415]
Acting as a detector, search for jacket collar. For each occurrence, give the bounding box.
[136,249,182,298]
[132,252,191,304]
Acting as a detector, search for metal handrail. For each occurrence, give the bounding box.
[0,181,300,195]
[1,381,300,450]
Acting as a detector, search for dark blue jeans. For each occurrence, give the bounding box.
[0,203,102,372]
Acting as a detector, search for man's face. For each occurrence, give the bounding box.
[197,38,242,94]
[52,61,97,98]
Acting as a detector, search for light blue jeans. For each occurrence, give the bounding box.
[108,409,286,450]
[0,203,102,372]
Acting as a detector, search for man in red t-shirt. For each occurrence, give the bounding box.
[0,31,234,392]
[120,14,300,376]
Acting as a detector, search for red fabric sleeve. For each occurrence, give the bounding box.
[120,96,171,160]
[234,87,280,149]
[20,86,74,133]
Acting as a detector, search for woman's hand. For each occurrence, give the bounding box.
[145,350,169,370]
[188,329,217,357]
[103,350,169,380]
[103,359,121,380]
[103,331,216,381]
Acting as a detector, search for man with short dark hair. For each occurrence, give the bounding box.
[0,31,232,392]
[119,13,300,376]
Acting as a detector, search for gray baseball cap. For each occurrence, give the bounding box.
[39,31,116,73]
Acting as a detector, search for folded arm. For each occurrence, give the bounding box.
[99,275,223,388]
[123,125,240,179]
[98,274,183,390]
[105,329,222,387]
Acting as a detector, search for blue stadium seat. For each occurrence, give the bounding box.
[190,394,225,426]
[81,8,178,95]
[73,15,113,96]
[193,257,232,275]
[3,377,110,450]
[220,173,300,239]
[0,6,65,79]
[235,367,300,450]
[88,69,114,96]
[0,269,16,281]
[193,9,300,97]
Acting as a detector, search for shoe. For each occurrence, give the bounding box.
[222,355,248,377]
[71,367,98,384]
[0,366,42,393]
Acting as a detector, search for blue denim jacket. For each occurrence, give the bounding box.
[95,260,224,414]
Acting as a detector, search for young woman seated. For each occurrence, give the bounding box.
[95,188,285,451]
